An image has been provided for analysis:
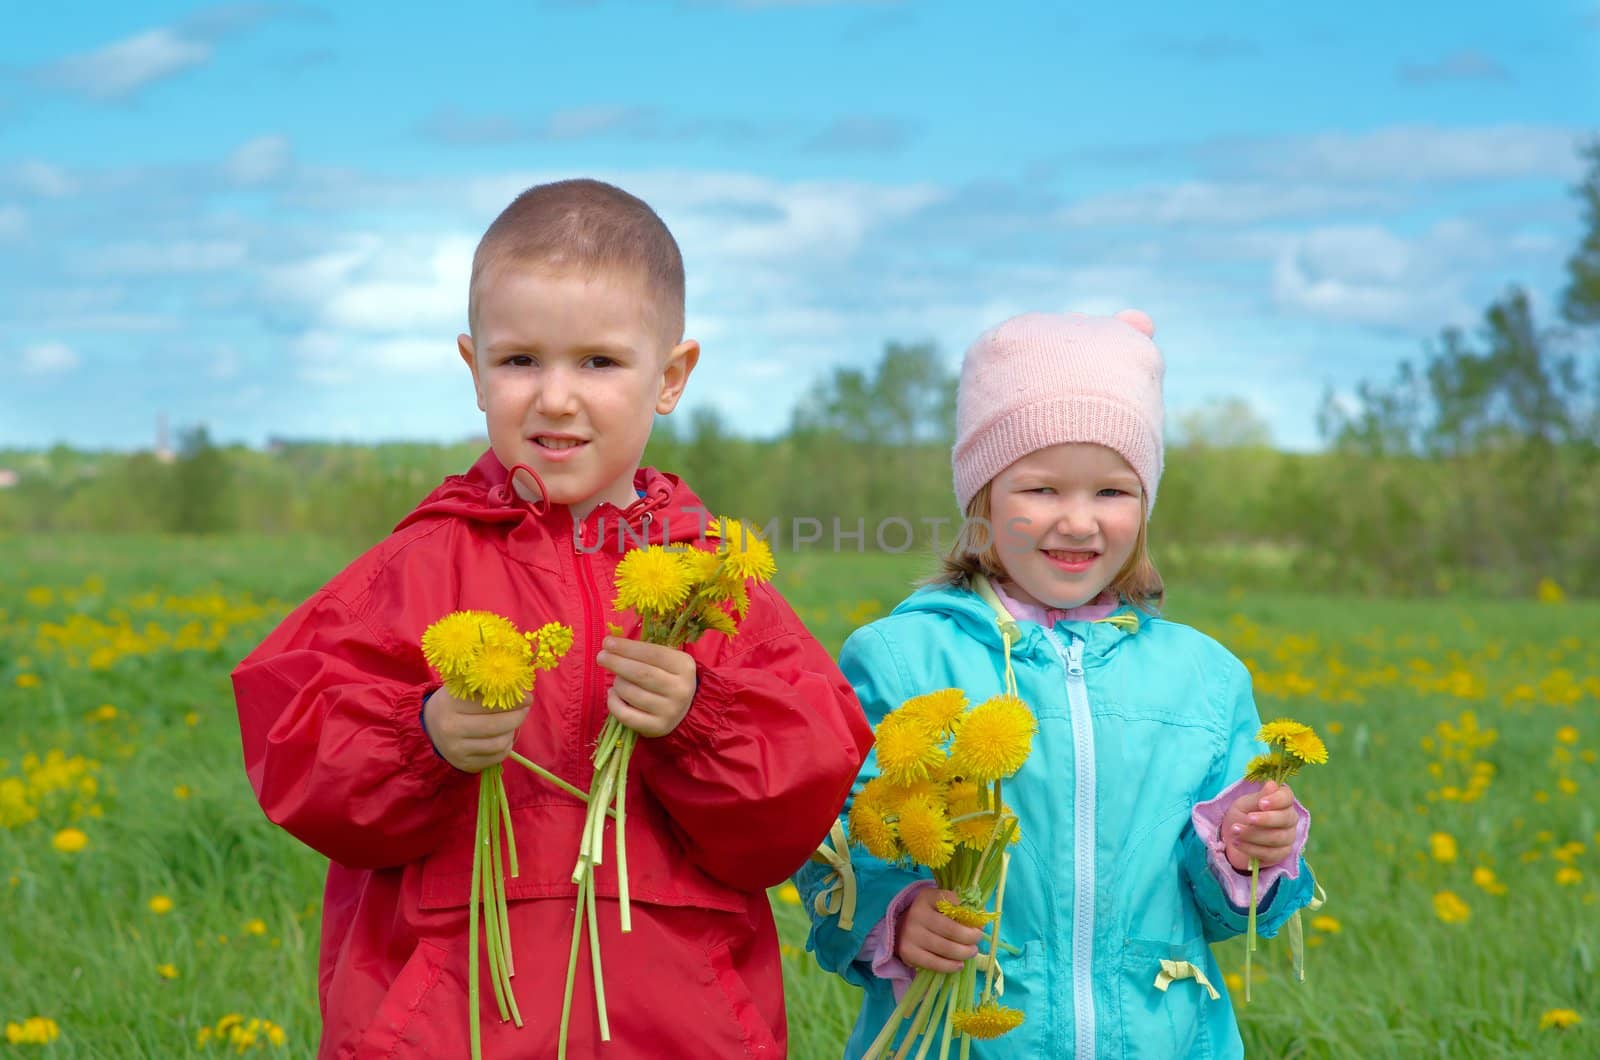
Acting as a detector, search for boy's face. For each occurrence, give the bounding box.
[459,264,698,520]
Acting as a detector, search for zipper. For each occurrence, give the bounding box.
[574,516,605,775]
[1042,628,1096,1057]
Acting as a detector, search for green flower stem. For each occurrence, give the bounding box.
[936,963,962,1060]
[862,970,935,1060]
[481,788,510,1023]
[616,728,636,933]
[495,768,519,879]
[506,751,615,815]
[1245,856,1260,1003]
[585,859,611,1041]
[899,972,951,1060]
[980,852,1011,1005]
[468,776,484,1060]
[557,869,588,1060]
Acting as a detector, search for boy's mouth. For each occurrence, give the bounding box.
[532,435,586,451]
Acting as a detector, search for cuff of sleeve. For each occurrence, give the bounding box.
[858,879,936,1002]
[395,684,464,784]
[1192,778,1311,909]
[653,663,731,758]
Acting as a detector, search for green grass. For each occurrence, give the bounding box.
[2,533,1598,1057]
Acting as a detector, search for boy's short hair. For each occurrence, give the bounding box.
[468,178,685,343]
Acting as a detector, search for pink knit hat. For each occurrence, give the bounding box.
[952,308,1165,512]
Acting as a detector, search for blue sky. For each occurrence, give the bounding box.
[2,0,1596,452]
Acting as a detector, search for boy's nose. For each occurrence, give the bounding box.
[534,369,579,416]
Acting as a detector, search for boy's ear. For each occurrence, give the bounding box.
[458,333,486,412]
[655,339,699,415]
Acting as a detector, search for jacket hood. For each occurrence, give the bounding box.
[395,449,712,553]
[889,581,1145,660]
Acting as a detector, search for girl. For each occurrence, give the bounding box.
[798,309,1315,1058]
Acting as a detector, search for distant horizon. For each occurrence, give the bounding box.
[3,1,1597,453]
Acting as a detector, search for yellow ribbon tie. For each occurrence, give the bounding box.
[975,950,1006,997]
[1154,959,1221,1001]
[808,820,857,931]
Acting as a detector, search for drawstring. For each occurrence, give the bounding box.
[971,575,1021,698]
[1154,959,1221,1001]
[502,463,551,516]
[807,820,857,931]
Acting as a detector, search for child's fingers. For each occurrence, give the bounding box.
[601,637,693,673]
[1257,783,1294,810]
[1247,805,1299,829]
[606,689,669,737]
[900,940,970,975]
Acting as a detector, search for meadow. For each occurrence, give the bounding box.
[2,533,1596,1057]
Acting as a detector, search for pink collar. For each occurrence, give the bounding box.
[991,580,1120,627]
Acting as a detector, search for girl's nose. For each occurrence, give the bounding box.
[1055,500,1096,540]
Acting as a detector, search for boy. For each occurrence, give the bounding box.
[233,179,872,1058]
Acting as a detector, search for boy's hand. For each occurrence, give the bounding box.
[596,637,697,738]
[1221,780,1300,871]
[897,888,984,974]
[422,686,530,774]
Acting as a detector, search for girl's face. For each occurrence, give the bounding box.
[987,443,1145,611]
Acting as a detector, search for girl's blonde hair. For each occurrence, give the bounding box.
[925,481,1164,613]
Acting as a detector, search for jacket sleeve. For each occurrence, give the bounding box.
[232,587,471,870]
[632,583,873,892]
[1180,652,1316,942]
[795,623,930,987]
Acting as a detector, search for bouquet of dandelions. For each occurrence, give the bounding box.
[559,517,776,1059]
[847,688,1037,1060]
[1239,718,1327,1002]
[420,611,574,1060]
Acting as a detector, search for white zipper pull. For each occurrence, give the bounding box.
[1065,635,1085,676]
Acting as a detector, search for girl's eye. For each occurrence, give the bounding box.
[1098,488,1126,497]
[1027,487,1055,495]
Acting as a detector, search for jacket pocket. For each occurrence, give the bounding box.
[350,939,452,1060]
[1119,937,1216,1060]
[706,938,781,1057]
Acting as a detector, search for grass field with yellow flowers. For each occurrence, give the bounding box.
[2,533,1596,1057]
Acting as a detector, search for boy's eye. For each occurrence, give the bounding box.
[505,354,536,368]
[586,355,617,369]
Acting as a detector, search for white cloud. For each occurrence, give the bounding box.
[0,206,24,240]
[86,240,249,274]
[224,134,293,185]
[1058,181,1405,227]
[1232,124,1585,184]
[6,160,78,198]
[19,342,79,375]
[291,330,459,385]
[319,236,473,333]
[1270,224,1481,330]
[40,28,212,100]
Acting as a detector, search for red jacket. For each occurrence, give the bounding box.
[233,452,872,1059]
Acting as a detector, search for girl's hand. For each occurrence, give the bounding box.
[1221,780,1300,871]
[596,637,697,738]
[896,888,984,974]
[422,686,530,773]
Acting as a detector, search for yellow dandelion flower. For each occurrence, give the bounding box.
[613,546,694,614]
[1258,718,1313,746]
[15,673,40,689]
[1243,753,1290,783]
[173,784,191,800]
[420,611,492,679]
[1472,866,1507,895]
[148,895,174,915]
[680,547,724,585]
[1556,867,1583,886]
[879,777,944,814]
[5,1017,60,1045]
[847,796,901,862]
[949,695,1035,782]
[243,918,267,936]
[935,900,998,928]
[895,796,955,869]
[531,622,574,671]
[951,1002,1025,1040]
[157,963,180,980]
[1430,832,1458,863]
[1433,890,1470,924]
[775,882,801,906]
[52,827,89,853]
[697,602,739,638]
[1556,726,1579,745]
[1224,972,1244,993]
[1540,1009,1581,1030]
[946,780,996,849]
[874,712,945,785]
[895,688,968,738]
[462,640,533,711]
[1285,727,1328,765]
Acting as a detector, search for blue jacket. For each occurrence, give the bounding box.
[796,583,1316,1058]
